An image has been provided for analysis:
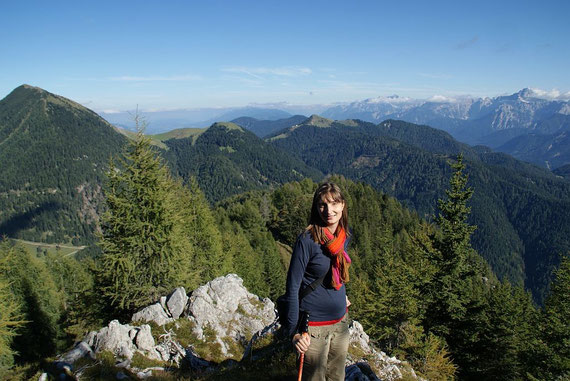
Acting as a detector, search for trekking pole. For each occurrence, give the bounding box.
[297,311,310,381]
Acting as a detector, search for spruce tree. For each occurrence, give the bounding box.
[427,153,477,336]
[538,257,570,379]
[98,125,194,314]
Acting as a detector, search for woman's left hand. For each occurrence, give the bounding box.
[346,296,351,308]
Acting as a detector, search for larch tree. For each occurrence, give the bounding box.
[0,243,25,376]
[98,122,194,315]
[181,176,228,283]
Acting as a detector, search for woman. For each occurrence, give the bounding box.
[283,182,351,381]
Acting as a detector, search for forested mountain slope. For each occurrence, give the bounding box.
[0,85,127,244]
[269,116,570,302]
[553,163,570,180]
[496,130,570,169]
[0,86,322,245]
[163,122,322,202]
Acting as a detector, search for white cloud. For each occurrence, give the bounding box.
[109,75,202,82]
[428,95,458,103]
[529,88,570,101]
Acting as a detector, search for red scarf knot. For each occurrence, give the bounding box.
[322,227,351,290]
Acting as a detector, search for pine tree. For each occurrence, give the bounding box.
[98,123,194,314]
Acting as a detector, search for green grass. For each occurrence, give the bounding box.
[114,126,207,148]
[130,352,167,369]
[153,128,205,142]
[80,351,137,380]
[72,329,298,380]
[201,338,297,381]
[14,239,86,257]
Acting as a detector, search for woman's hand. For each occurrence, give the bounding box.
[292,332,311,354]
[346,295,351,308]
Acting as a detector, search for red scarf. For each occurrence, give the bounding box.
[322,227,351,290]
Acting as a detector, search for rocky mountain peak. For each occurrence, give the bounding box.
[518,88,534,99]
[18,84,45,93]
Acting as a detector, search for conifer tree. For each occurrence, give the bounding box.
[44,252,96,340]
[216,212,268,297]
[223,197,287,298]
[427,153,477,336]
[176,177,227,284]
[434,154,476,274]
[538,257,570,379]
[0,243,25,376]
[98,121,194,314]
[0,241,63,362]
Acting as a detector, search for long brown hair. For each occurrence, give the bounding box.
[307,182,349,243]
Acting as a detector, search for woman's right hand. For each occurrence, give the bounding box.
[292,332,311,354]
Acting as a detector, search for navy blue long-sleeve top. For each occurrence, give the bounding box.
[283,230,348,337]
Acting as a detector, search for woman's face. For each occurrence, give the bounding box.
[317,193,345,229]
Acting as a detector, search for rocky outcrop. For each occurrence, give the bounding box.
[187,274,275,356]
[80,320,174,363]
[131,287,190,326]
[53,274,417,380]
[346,321,417,381]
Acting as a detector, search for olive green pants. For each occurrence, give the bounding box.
[299,315,349,381]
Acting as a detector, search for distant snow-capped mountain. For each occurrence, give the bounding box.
[322,94,422,121]
[322,88,570,148]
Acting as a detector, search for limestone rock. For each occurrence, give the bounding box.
[92,320,137,359]
[53,275,419,380]
[187,274,275,356]
[347,320,416,381]
[159,296,168,313]
[349,321,372,352]
[132,302,174,326]
[135,325,155,352]
[166,287,188,319]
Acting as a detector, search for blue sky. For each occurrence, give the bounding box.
[1,0,569,112]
